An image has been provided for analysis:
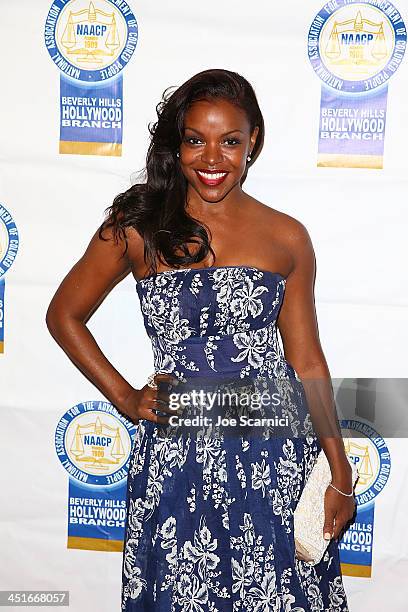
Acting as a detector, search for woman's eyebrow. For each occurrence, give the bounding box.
[184,127,245,136]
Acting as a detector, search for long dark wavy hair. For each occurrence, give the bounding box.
[98,68,265,276]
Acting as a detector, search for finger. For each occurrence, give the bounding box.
[157,378,180,404]
[334,504,356,540]
[144,385,170,406]
[333,517,346,540]
[140,389,183,416]
[151,410,172,425]
[323,503,336,541]
[333,518,345,540]
[150,396,181,415]
[144,406,174,426]
[154,373,179,388]
[146,374,178,402]
[143,385,183,415]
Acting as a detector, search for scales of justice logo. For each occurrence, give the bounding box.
[45,0,138,82]
[341,419,391,507]
[55,401,136,487]
[309,1,406,93]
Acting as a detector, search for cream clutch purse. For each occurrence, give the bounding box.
[294,450,359,565]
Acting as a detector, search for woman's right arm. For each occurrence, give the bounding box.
[45,225,172,424]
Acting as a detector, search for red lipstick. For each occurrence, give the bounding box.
[195,169,229,186]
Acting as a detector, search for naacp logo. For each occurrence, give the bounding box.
[308,1,406,93]
[0,204,19,279]
[341,419,391,507]
[45,0,138,82]
[55,401,136,487]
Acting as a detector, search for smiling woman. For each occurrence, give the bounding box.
[97,69,265,276]
[46,68,355,611]
[180,99,258,194]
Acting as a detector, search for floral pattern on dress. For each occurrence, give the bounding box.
[136,267,289,381]
[122,266,349,611]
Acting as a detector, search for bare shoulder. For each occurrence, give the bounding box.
[98,219,146,278]
[247,198,315,276]
[119,223,145,260]
[251,199,310,241]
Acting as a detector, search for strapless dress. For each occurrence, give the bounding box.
[121,265,349,611]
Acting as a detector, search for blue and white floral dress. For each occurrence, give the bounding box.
[121,265,349,611]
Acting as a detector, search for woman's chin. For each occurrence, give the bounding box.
[191,181,237,203]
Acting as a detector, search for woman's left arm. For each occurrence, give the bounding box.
[277,219,356,541]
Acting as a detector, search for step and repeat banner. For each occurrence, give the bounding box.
[1,1,407,610]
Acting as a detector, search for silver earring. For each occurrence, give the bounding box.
[176,151,180,158]
[247,154,252,162]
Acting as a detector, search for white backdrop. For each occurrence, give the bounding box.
[1,1,408,610]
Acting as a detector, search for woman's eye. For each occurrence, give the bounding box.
[184,137,241,146]
[185,137,203,145]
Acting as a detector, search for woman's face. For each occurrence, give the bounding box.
[179,98,259,204]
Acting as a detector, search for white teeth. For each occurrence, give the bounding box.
[197,171,227,180]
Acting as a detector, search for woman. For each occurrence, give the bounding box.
[46,69,355,610]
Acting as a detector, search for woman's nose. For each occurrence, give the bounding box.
[201,143,223,165]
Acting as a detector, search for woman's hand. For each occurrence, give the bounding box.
[323,476,356,541]
[119,373,179,425]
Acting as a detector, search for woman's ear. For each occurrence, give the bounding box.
[250,125,260,152]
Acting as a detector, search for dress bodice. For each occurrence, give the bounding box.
[136,265,299,382]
